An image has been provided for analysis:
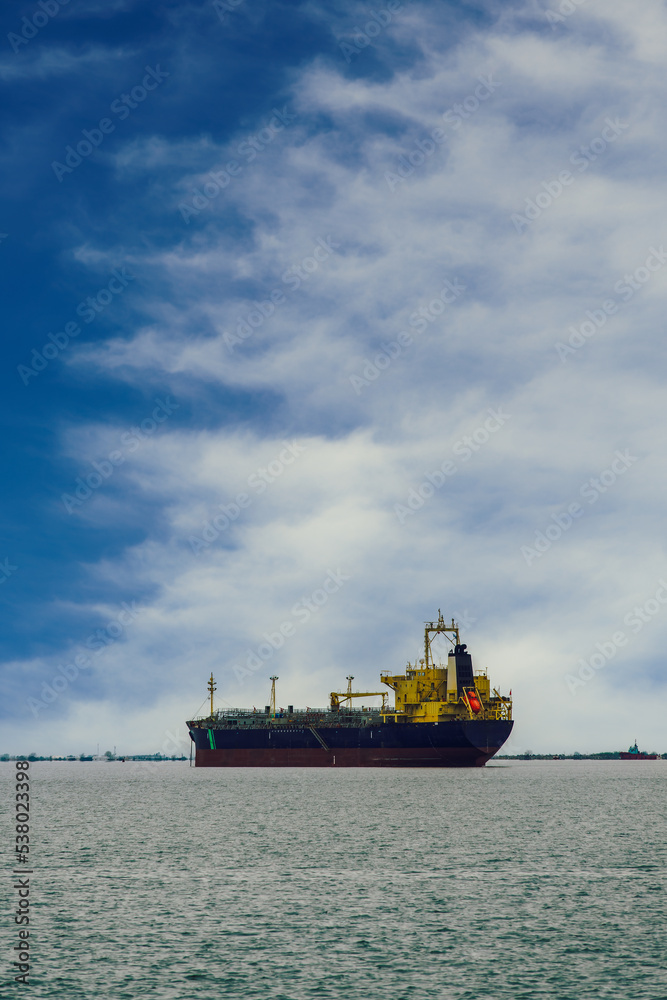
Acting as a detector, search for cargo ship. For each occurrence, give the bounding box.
[620,741,658,760]
[187,613,513,767]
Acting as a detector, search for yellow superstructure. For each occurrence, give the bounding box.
[378,611,512,724]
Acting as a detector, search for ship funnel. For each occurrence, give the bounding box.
[453,644,474,697]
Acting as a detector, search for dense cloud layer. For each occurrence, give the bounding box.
[2,0,667,755]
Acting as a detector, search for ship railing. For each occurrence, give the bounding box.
[192,707,388,723]
[192,703,509,724]
[211,707,332,717]
[485,703,512,721]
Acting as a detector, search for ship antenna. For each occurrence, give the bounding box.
[270,675,279,718]
[207,672,217,717]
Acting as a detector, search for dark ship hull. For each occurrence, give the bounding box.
[188,718,513,768]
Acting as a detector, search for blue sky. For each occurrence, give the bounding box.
[2,0,667,755]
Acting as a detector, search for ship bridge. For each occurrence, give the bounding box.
[379,613,511,724]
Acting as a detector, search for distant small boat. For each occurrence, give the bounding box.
[620,741,658,760]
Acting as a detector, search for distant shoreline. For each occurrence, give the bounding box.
[1,753,664,762]
[0,755,188,762]
[496,752,665,760]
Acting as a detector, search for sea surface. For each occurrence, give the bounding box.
[3,759,666,1000]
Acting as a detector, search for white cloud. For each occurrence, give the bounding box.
[0,46,134,82]
[13,0,667,754]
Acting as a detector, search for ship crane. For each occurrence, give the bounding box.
[330,675,388,711]
[269,675,279,718]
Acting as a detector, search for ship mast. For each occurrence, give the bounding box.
[424,610,459,667]
[269,675,279,718]
[207,672,216,717]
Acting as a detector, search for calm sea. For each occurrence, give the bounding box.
[4,760,666,999]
